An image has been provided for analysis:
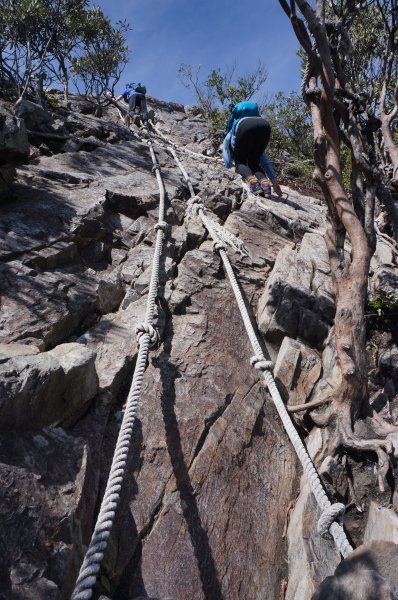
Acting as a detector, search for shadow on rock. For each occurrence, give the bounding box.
[155,318,224,600]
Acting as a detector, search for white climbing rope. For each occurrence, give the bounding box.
[172,152,353,558]
[71,133,167,600]
[167,147,249,258]
[121,109,352,556]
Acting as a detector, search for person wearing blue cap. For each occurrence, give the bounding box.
[116,82,148,127]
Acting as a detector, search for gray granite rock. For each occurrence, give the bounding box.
[364,502,398,544]
[0,342,98,430]
[0,103,29,161]
[1,91,385,600]
[14,98,51,131]
[257,238,332,348]
[274,336,322,409]
[313,541,398,600]
[286,429,341,600]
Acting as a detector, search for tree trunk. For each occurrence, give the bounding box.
[380,77,398,183]
[380,115,398,183]
[280,0,396,489]
[60,60,69,103]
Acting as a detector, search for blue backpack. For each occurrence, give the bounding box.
[226,101,260,134]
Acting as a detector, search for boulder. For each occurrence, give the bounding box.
[97,272,125,314]
[0,342,98,430]
[77,294,148,394]
[0,342,39,361]
[14,98,51,132]
[274,336,322,409]
[24,240,79,270]
[257,241,331,349]
[371,267,398,297]
[364,502,398,545]
[313,541,398,599]
[0,103,29,161]
[379,345,398,373]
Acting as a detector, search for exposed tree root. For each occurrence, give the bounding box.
[337,414,396,492]
[287,395,333,413]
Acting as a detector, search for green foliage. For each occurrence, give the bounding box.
[368,291,398,318]
[264,91,313,161]
[46,90,60,109]
[179,62,315,181]
[0,0,129,101]
[71,7,129,98]
[283,161,313,179]
[178,61,267,138]
[205,64,267,107]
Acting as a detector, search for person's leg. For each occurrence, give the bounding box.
[234,118,255,176]
[139,95,149,122]
[255,169,272,197]
[128,94,138,116]
[246,118,271,172]
[236,163,252,179]
[234,117,270,194]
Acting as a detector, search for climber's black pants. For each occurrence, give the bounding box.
[128,93,148,122]
[234,117,271,180]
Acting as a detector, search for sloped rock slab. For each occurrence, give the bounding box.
[106,247,298,600]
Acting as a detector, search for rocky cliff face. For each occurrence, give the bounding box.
[1,94,398,600]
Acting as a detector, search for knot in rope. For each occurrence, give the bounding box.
[186,195,204,218]
[250,354,274,372]
[154,221,167,232]
[135,322,158,347]
[213,240,227,254]
[317,503,346,539]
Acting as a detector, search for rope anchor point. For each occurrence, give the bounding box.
[317,502,346,539]
[135,322,159,347]
[250,354,274,372]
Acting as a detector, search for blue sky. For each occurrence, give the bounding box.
[96,0,302,105]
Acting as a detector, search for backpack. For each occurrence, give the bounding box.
[134,84,146,94]
[226,101,260,134]
[123,82,147,102]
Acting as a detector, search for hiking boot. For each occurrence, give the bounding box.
[260,178,272,198]
[246,176,262,195]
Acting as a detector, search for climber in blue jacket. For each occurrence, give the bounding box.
[223,101,282,198]
[116,82,148,127]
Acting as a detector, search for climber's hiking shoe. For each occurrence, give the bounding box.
[246,175,262,196]
[260,178,272,198]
